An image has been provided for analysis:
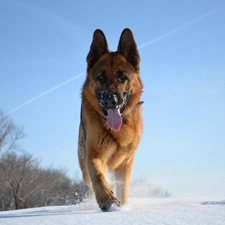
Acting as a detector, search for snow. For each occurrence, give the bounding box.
[0,197,224,225]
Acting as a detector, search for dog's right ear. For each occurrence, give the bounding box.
[86,29,109,69]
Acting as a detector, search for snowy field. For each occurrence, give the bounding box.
[0,197,224,225]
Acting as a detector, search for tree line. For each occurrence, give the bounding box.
[0,151,88,211]
[0,110,88,211]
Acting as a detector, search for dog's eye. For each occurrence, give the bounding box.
[118,75,128,83]
[116,71,128,83]
[97,73,106,84]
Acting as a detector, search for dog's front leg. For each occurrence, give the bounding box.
[87,156,121,211]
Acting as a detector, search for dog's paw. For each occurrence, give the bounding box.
[100,198,121,212]
[97,190,121,212]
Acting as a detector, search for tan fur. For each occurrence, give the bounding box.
[78,28,143,211]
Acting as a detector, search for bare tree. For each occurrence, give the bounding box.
[0,151,88,211]
[0,152,39,210]
[0,110,25,154]
[0,109,88,211]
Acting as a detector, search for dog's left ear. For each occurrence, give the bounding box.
[117,28,140,71]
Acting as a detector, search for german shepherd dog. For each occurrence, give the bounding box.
[78,28,143,211]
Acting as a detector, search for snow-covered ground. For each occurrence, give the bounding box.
[0,197,224,225]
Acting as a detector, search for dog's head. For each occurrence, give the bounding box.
[85,28,142,131]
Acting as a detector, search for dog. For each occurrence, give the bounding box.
[78,28,143,211]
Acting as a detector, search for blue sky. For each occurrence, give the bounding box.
[1,0,225,197]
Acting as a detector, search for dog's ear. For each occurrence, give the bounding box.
[86,29,109,69]
[117,28,140,71]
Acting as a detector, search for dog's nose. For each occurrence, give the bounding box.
[101,92,118,109]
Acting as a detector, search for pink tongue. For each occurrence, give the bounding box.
[106,109,122,131]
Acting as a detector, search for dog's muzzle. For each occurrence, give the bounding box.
[99,90,143,131]
[100,91,119,110]
[100,90,126,131]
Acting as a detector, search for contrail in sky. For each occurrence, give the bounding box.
[8,5,223,114]
[138,6,223,49]
[7,72,85,114]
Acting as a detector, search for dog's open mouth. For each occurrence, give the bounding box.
[106,108,122,131]
[101,101,144,131]
[102,106,125,131]
[102,105,125,131]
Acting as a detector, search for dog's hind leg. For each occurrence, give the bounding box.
[115,155,134,205]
